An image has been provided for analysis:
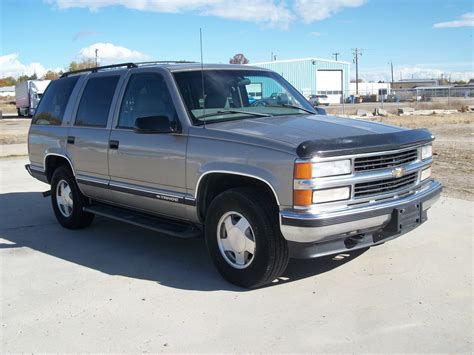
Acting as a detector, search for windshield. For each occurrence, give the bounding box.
[173,70,316,124]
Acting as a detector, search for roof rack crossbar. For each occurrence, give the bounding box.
[61,62,138,77]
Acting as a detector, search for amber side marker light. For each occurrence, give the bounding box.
[294,162,312,179]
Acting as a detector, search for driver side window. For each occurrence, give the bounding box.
[118,73,177,129]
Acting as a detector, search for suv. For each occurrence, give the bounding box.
[308,94,330,107]
[26,62,442,288]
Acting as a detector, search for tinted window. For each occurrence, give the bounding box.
[118,73,177,129]
[32,76,79,125]
[75,76,119,127]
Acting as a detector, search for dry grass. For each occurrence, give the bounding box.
[365,112,474,129]
[0,97,16,114]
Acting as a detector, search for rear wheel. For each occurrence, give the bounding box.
[205,187,289,288]
[51,166,94,229]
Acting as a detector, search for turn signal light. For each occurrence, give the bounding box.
[293,190,312,206]
[294,162,312,179]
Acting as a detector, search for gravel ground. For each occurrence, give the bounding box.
[1,157,472,352]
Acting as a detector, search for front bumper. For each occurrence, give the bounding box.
[280,179,442,258]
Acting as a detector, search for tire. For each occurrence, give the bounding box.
[50,166,94,229]
[205,187,289,288]
[17,108,22,117]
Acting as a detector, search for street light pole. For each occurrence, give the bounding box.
[95,48,99,67]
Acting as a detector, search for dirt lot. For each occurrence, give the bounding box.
[1,112,473,200]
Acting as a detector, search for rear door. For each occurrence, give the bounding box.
[107,68,189,219]
[67,72,124,201]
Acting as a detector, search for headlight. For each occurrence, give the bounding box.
[294,159,351,179]
[421,144,432,160]
[420,166,432,181]
[313,160,351,177]
[312,187,351,204]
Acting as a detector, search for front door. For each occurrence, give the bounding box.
[107,70,189,220]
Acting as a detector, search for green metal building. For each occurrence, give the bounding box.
[252,58,350,104]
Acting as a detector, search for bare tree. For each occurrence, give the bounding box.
[229,54,249,65]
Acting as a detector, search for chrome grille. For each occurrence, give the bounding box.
[354,149,418,172]
[354,172,417,198]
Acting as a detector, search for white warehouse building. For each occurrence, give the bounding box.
[252,58,350,104]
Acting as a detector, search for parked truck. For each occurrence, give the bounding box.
[15,80,51,117]
[26,62,441,288]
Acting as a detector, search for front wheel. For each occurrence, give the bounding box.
[51,166,94,229]
[205,187,289,288]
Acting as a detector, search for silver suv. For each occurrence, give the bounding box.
[26,62,442,288]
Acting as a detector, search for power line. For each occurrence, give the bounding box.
[352,48,362,95]
[332,52,340,61]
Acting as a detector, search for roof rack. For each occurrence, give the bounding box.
[60,62,138,78]
[135,61,197,66]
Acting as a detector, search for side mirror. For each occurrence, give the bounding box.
[133,116,179,134]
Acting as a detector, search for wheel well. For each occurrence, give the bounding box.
[197,173,279,221]
[45,155,73,183]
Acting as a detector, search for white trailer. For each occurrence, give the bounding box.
[15,80,51,117]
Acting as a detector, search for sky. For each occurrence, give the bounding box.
[1,0,473,82]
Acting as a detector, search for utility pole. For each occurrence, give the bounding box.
[390,61,394,83]
[95,48,99,67]
[352,48,362,95]
[332,52,340,61]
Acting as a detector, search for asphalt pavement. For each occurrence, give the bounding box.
[0,158,472,352]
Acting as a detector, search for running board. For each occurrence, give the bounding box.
[83,203,202,239]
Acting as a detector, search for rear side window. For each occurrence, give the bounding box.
[75,76,119,127]
[32,76,79,125]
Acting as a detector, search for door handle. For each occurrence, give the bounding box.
[67,136,75,144]
[109,140,119,149]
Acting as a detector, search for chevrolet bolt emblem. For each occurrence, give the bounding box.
[392,167,406,178]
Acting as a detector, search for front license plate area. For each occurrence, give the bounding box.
[373,203,422,243]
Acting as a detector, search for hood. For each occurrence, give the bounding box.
[205,114,433,158]
[207,114,404,144]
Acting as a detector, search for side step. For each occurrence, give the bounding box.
[84,203,202,239]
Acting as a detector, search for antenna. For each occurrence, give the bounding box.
[200,28,206,128]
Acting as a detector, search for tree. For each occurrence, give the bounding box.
[68,59,97,72]
[468,78,474,84]
[42,70,61,80]
[229,53,249,65]
[0,76,17,87]
[17,74,29,84]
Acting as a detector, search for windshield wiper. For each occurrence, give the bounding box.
[264,104,316,114]
[197,110,272,120]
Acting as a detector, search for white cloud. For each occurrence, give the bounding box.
[294,0,366,23]
[78,42,149,63]
[203,1,294,29]
[49,0,362,28]
[0,53,49,78]
[433,12,474,28]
